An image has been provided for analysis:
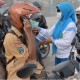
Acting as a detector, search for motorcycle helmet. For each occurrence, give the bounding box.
[8,2,40,28]
[75,7,80,14]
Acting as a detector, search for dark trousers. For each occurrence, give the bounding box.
[55,57,68,65]
[34,38,42,64]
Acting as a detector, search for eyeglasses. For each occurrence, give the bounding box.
[57,7,60,12]
[57,9,60,12]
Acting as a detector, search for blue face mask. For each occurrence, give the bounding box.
[30,20,39,29]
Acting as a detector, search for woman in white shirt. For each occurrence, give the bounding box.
[36,2,77,65]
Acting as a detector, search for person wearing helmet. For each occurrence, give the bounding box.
[35,2,77,65]
[3,2,43,80]
[75,7,80,48]
[32,1,48,29]
[0,0,7,79]
[75,7,80,33]
[31,1,48,65]
[0,0,6,46]
[75,7,80,63]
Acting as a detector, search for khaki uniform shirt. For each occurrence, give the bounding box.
[3,27,43,80]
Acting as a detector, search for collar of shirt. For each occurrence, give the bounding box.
[12,26,23,37]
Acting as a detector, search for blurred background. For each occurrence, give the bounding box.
[2,0,80,17]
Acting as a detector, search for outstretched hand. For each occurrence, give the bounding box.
[40,37,52,45]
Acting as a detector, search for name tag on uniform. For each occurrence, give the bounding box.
[17,47,24,54]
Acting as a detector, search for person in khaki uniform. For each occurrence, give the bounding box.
[3,2,43,80]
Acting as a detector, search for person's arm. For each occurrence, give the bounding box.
[52,22,77,50]
[23,18,36,60]
[38,25,55,38]
[39,15,48,28]
[4,33,29,62]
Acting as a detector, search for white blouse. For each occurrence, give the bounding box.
[37,22,77,58]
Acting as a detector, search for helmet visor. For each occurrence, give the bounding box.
[30,13,42,21]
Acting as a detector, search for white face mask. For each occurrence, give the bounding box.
[57,12,62,19]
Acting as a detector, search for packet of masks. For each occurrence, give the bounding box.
[30,20,39,29]
[36,32,46,41]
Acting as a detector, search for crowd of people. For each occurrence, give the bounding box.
[0,0,80,80]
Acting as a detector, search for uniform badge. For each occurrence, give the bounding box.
[17,47,24,54]
[60,34,63,39]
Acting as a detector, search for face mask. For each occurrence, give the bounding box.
[57,12,62,19]
[30,20,39,29]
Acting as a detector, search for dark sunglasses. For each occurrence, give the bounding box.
[57,7,60,12]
